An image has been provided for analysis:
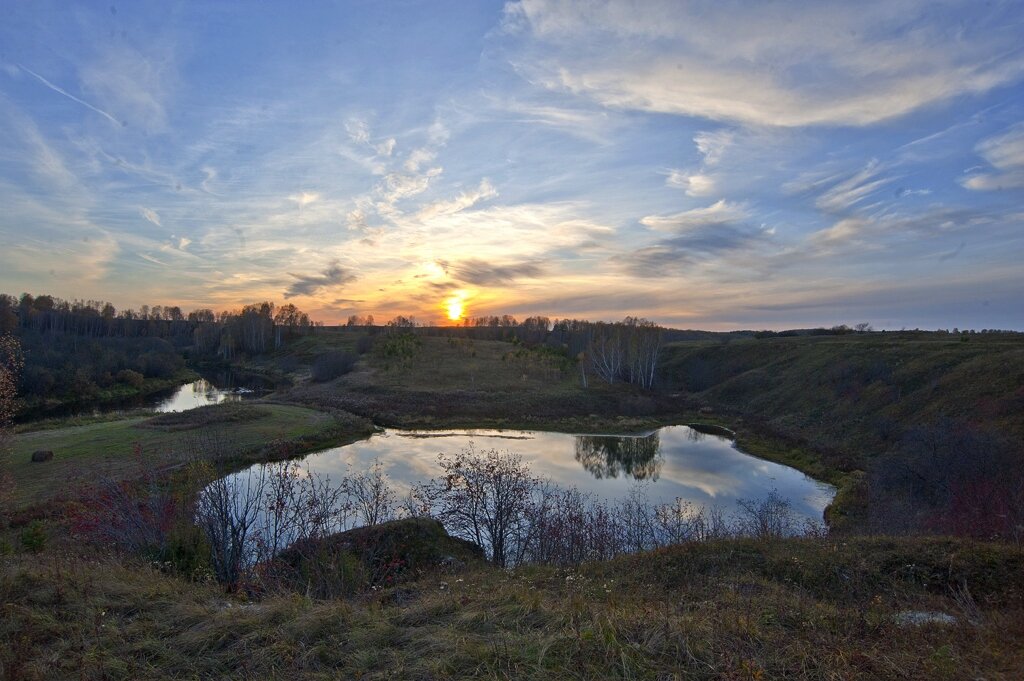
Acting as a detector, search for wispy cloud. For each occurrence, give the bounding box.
[78,42,176,133]
[140,207,162,227]
[288,191,320,208]
[666,169,715,197]
[961,123,1024,191]
[506,0,1024,127]
[285,262,358,299]
[18,63,121,126]
[448,258,545,286]
[414,179,498,222]
[640,200,749,232]
[814,160,895,213]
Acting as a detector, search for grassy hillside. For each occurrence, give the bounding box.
[271,330,1023,459]
[2,534,1021,679]
[5,403,373,511]
[284,335,674,430]
[659,332,1024,471]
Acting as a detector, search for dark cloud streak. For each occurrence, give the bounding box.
[450,259,545,286]
[284,262,357,299]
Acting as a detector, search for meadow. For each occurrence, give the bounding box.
[2,325,1023,679]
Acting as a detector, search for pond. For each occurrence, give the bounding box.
[151,378,256,413]
[21,371,268,421]
[225,425,835,524]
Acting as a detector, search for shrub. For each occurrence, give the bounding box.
[867,418,1024,540]
[355,334,375,354]
[310,351,358,382]
[116,369,145,388]
[373,333,421,364]
[20,521,47,553]
[733,490,799,540]
[70,444,180,556]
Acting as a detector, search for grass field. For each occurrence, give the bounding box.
[2,535,1021,679]
[5,403,373,511]
[660,332,1024,469]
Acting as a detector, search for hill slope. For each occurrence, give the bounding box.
[3,535,1022,680]
[659,332,1024,471]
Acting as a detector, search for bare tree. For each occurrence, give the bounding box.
[423,446,540,567]
[345,459,397,527]
[195,465,269,588]
[194,460,352,589]
[625,317,664,389]
[587,322,625,384]
[254,461,350,567]
[733,490,797,540]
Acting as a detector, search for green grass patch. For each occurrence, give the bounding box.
[138,402,270,431]
[4,403,373,511]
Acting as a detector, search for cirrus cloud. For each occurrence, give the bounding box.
[506,0,1024,127]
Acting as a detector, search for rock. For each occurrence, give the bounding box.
[273,518,484,599]
[894,610,958,627]
[31,450,54,463]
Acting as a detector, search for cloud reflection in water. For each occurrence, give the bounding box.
[228,425,834,521]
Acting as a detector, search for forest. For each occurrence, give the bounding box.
[0,293,317,411]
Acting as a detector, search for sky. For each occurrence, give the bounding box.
[1,0,1022,330]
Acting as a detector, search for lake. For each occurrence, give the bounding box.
[224,425,835,523]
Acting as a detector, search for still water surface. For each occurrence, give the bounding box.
[153,379,253,412]
[23,374,264,421]
[227,425,835,522]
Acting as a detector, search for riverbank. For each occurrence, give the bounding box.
[283,383,863,530]
[15,368,201,422]
[5,402,374,514]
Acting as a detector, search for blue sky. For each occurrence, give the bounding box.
[1,0,1022,329]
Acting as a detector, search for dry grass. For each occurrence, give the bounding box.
[2,536,1022,679]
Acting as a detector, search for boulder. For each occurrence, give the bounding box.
[31,450,54,463]
[894,611,958,627]
[273,517,483,599]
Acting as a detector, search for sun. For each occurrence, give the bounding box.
[446,296,465,321]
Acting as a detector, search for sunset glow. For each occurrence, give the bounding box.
[446,294,466,322]
[0,2,1021,329]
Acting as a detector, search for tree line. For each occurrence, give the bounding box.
[1,293,318,409]
[339,313,668,389]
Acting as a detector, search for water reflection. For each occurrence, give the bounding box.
[220,426,835,523]
[20,374,264,421]
[574,432,662,480]
[153,379,248,413]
